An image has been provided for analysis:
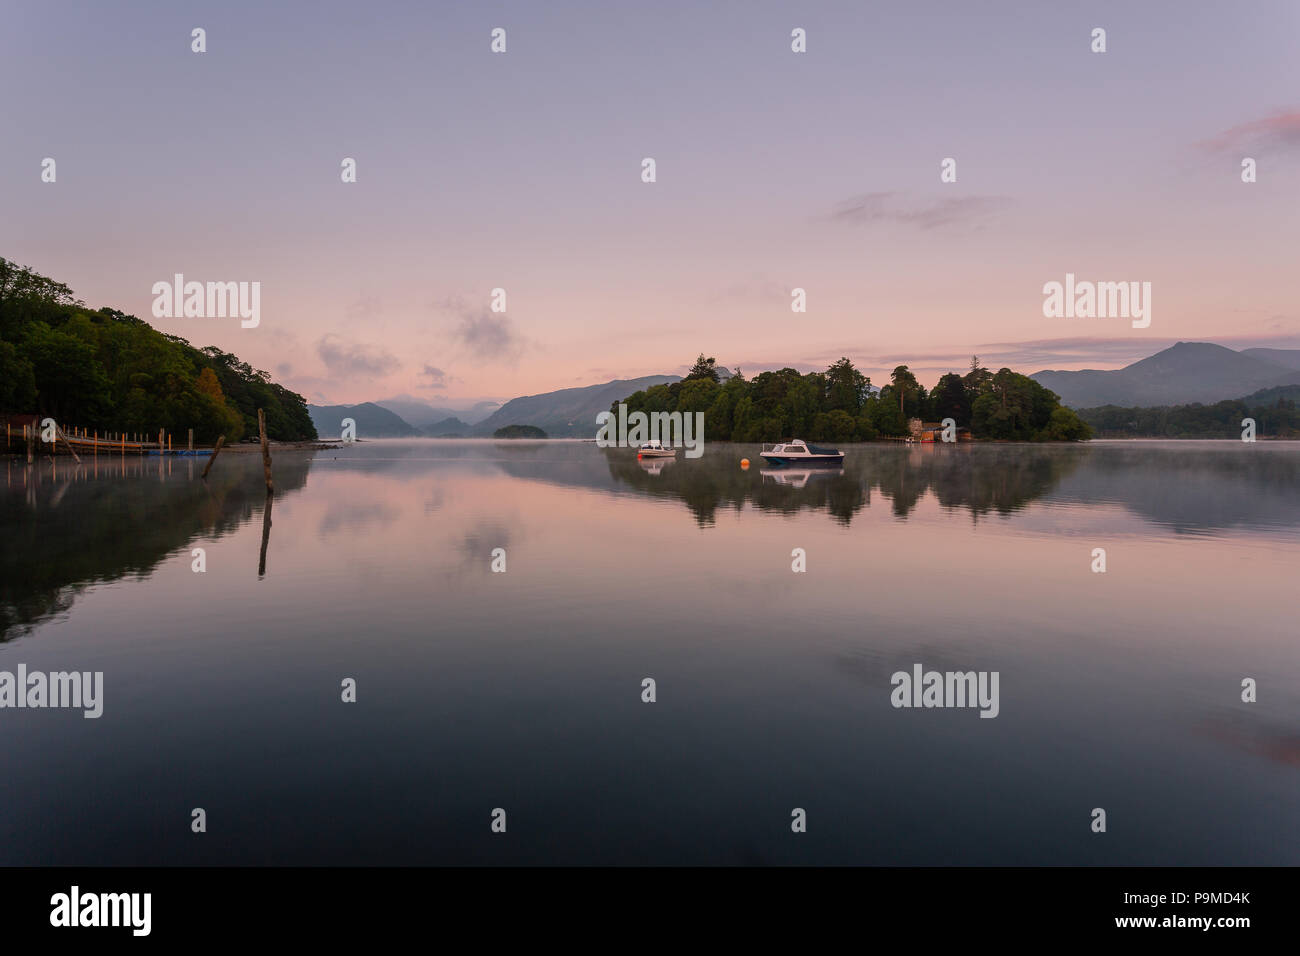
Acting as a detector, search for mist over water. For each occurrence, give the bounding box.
[1,440,1297,864]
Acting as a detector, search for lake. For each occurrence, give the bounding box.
[1,440,1297,865]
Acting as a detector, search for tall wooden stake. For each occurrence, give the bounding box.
[56,425,82,464]
[258,408,274,495]
[201,435,225,479]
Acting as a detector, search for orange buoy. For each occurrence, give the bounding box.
[740,458,750,470]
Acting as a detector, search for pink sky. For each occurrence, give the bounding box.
[4,1,1298,405]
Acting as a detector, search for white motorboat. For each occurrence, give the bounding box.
[636,440,677,459]
[759,439,844,465]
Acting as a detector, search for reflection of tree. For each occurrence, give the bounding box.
[0,455,311,640]
[871,445,1088,521]
[604,444,1086,527]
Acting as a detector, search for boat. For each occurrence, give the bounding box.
[636,440,677,459]
[759,439,844,465]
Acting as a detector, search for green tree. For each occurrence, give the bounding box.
[889,365,919,417]
[685,354,720,383]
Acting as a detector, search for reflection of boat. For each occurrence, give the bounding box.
[637,456,674,476]
[637,440,677,459]
[759,439,844,465]
[760,467,844,489]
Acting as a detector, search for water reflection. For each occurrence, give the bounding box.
[602,443,1086,526]
[0,454,310,640]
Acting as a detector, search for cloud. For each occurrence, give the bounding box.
[1198,109,1300,154]
[345,294,384,320]
[828,192,1010,230]
[434,295,526,362]
[455,310,521,359]
[419,364,449,390]
[316,334,401,379]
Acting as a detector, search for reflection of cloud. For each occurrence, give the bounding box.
[454,520,515,573]
[317,334,401,379]
[1198,711,1300,769]
[317,501,400,538]
[828,192,1010,230]
[1198,109,1300,154]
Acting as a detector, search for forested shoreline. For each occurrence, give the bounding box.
[0,258,315,443]
[614,355,1093,443]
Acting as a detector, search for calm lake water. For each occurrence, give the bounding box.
[1,440,1297,865]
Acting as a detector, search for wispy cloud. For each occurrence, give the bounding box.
[419,364,449,390]
[828,192,1010,230]
[435,295,527,362]
[1198,109,1300,154]
[316,334,401,379]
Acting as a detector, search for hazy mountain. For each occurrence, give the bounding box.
[423,416,471,437]
[463,401,502,424]
[308,402,417,438]
[1239,348,1300,372]
[376,395,501,428]
[472,375,682,438]
[1032,342,1300,408]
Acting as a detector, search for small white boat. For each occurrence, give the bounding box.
[759,439,844,465]
[636,439,677,459]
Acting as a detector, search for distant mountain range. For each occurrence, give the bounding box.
[470,374,680,437]
[309,374,681,439]
[308,402,419,438]
[373,395,500,428]
[1032,343,1300,409]
[309,344,1300,440]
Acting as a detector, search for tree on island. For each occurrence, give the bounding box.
[888,365,920,417]
[685,354,720,383]
[493,424,547,439]
[612,354,1090,443]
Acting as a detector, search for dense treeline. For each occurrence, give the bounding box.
[1078,392,1300,438]
[0,258,315,442]
[615,355,1091,442]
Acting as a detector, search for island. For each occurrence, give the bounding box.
[493,424,548,439]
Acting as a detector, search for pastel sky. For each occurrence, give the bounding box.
[3,0,1298,406]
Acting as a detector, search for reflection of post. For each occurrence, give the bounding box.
[258,495,273,578]
[258,409,274,495]
[201,436,225,479]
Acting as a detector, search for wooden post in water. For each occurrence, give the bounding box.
[201,435,225,478]
[258,493,273,578]
[55,425,81,464]
[26,425,33,464]
[258,409,273,495]
[187,428,193,452]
